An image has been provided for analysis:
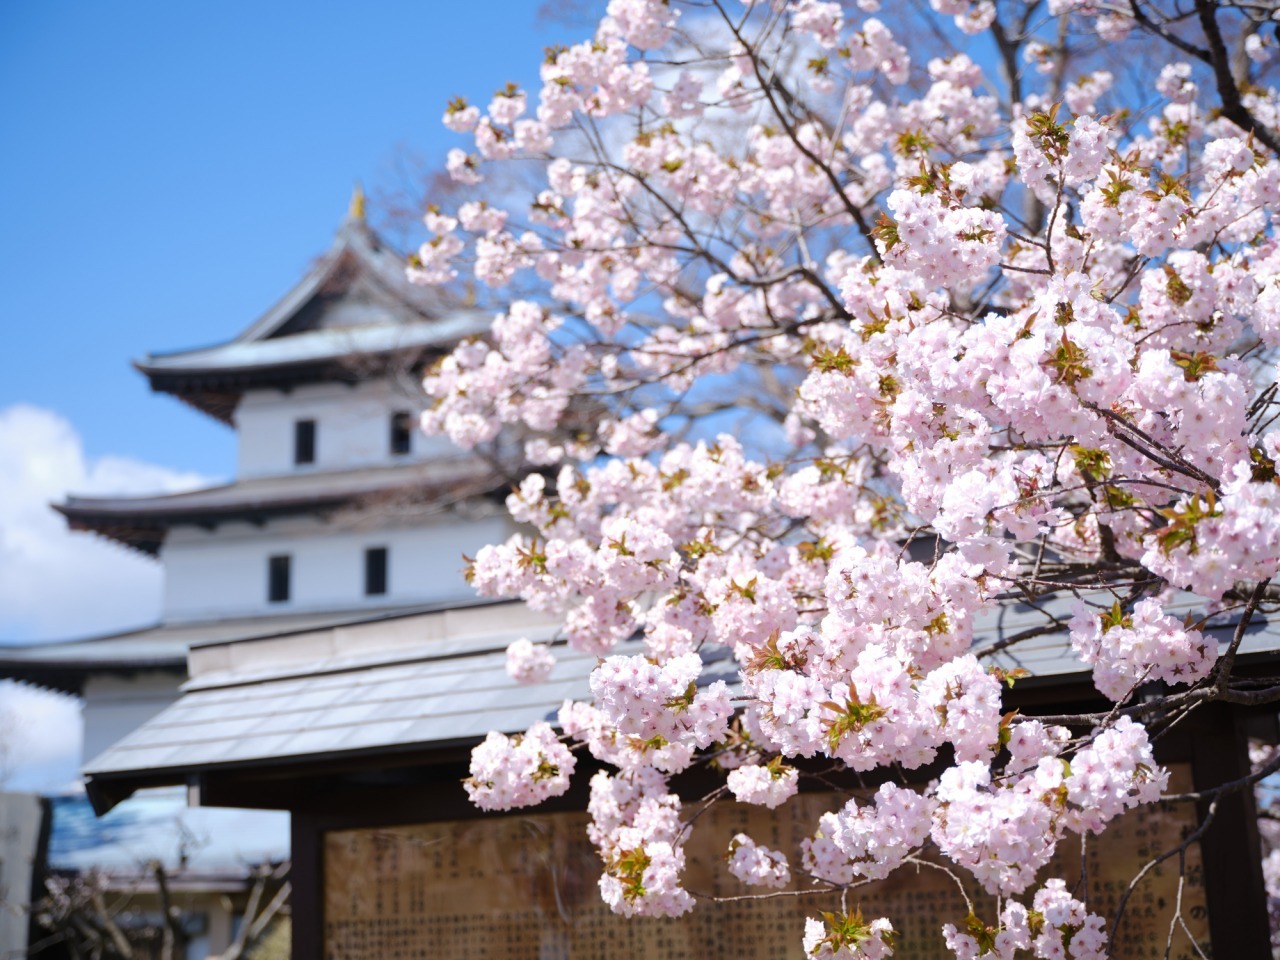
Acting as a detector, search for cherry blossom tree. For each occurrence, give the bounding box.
[408,1,1280,956]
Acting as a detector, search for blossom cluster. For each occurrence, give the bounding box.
[588,769,694,917]
[942,880,1107,960]
[726,833,791,888]
[803,912,896,960]
[1068,598,1213,701]
[463,723,575,811]
[804,782,933,884]
[504,637,556,685]
[726,761,799,809]
[582,652,735,772]
[406,0,1280,953]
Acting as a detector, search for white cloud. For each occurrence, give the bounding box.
[0,404,215,793]
[0,403,213,642]
[0,681,81,792]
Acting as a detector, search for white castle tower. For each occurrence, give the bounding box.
[0,196,526,958]
[57,192,512,632]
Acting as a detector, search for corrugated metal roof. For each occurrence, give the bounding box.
[84,603,574,777]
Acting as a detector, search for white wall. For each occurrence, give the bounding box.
[235,381,458,478]
[161,511,517,622]
[81,672,183,766]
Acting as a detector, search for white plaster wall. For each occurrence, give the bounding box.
[235,381,458,478]
[81,673,183,766]
[161,512,516,622]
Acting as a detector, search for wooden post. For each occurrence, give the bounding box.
[1191,701,1270,956]
[291,812,323,960]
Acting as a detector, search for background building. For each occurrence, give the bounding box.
[0,194,518,958]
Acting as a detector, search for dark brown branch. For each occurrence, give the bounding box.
[151,862,188,960]
[216,864,292,960]
[1165,742,1280,802]
[1128,0,1213,61]
[714,1,882,261]
[1217,683,1280,705]
[1212,578,1272,694]
[88,884,133,959]
[989,13,1024,108]
[1083,402,1221,491]
[1194,0,1280,156]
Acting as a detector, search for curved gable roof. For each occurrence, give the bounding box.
[134,198,488,423]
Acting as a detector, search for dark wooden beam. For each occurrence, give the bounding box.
[1191,702,1270,956]
[291,812,322,960]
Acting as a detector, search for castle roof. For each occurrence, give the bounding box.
[135,195,489,424]
[54,458,506,556]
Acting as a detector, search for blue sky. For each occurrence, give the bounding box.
[0,3,587,649]
[0,0,588,786]
[0,0,576,478]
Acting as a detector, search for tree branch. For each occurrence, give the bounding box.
[1194,0,1280,155]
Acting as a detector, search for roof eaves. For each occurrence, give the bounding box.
[0,659,186,698]
[56,461,504,522]
[83,729,500,815]
[53,501,166,557]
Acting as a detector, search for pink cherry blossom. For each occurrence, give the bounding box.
[726,833,791,888]
[505,638,556,685]
[410,0,1280,950]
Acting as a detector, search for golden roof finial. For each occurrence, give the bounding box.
[348,181,366,222]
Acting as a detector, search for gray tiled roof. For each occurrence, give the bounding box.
[87,649,593,775]
[84,646,593,776]
[136,314,490,376]
[55,458,503,555]
[58,458,497,521]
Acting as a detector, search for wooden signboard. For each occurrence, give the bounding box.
[324,764,1208,959]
